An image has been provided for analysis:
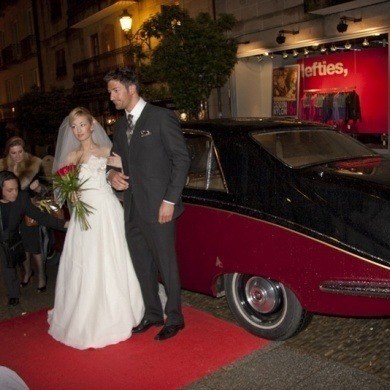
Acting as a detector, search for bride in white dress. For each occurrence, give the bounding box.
[48,107,144,349]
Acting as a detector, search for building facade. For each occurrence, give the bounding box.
[0,0,388,145]
[0,0,39,134]
[0,0,214,139]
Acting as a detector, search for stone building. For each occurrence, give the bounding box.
[1,0,389,144]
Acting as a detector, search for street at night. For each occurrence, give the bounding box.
[1,255,389,388]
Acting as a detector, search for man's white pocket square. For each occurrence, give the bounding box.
[140,130,152,137]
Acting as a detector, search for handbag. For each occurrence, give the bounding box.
[0,237,25,268]
[24,198,64,227]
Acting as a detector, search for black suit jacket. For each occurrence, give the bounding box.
[0,191,66,241]
[111,103,190,223]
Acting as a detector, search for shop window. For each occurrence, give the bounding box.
[50,0,62,22]
[184,132,226,192]
[55,48,67,78]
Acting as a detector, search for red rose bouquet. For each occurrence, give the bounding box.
[52,164,94,230]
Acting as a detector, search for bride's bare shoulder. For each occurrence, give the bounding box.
[99,146,111,157]
[65,150,80,165]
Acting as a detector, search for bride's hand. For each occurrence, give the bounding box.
[107,153,122,169]
[69,191,81,204]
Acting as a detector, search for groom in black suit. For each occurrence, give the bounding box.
[105,68,190,341]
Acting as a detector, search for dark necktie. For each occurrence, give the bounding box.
[126,113,134,145]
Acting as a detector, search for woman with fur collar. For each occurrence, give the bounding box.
[0,137,47,292]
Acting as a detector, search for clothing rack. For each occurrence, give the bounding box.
[303,87,356,93]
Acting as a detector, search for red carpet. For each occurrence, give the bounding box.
[0,306,269,389]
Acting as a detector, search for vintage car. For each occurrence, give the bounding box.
[176,118,390,341]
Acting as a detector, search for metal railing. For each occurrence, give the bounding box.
[1,44,21,66]
[73,46,132,83]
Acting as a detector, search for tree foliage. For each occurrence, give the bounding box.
[142,6,237,116]
[15,86,72,147]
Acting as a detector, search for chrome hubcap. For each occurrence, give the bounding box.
[244,276,280,314]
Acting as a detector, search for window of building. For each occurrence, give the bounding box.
[50,0,62,22]
[11,20,19,42]
[18,74,25,97]
[32,68,40,87]
[184,132,226,192]
[5,79,12,102]
[55,48,67,78]
[27,8,34,35]
[90,33,100,57]
[0,31,4,49]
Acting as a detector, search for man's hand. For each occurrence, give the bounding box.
[158,201,174,224]
[108,170,129,191]
[107,153,122,169]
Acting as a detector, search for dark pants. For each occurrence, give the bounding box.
[0,246,20,299]
[126,196,183,326]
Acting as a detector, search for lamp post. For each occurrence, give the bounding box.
[120,9,133,40]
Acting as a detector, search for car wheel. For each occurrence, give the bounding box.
[225,273,312,341]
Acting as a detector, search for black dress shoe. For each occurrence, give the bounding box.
[132,319,164,334]
[8,298,20,306]
[154,324,184,341]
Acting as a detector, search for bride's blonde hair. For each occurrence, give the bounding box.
[68,107,93,125]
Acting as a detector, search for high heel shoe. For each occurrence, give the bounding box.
[37,276,47,293]
[20,271,34,287]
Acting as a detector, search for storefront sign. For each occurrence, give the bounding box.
[301,61,349,77]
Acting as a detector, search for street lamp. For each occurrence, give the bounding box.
[120,9,133,39]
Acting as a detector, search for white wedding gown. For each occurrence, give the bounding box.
[48,155,144,350]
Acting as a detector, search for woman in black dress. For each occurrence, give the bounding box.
[0,171,68,306]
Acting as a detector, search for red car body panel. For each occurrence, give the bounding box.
[177,204,390,316]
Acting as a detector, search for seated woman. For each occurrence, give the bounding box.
[0,171,68,307]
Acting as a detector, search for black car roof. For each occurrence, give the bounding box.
[181,117,333,134]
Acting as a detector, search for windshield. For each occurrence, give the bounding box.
[252,129,377,168]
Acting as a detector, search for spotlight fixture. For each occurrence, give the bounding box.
[269,52,274,59]
[282,51,288,59]
[276,29,299,44]
[330,44,337,52]
[320,45,327,53]
[337,16,362,33]
[362,38,369,47]
[344,41,352,49]
[293,49,298,57]
[303,48,309,56]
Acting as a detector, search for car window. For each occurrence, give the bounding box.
[252,129,377,168]
[183,132,227,192]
